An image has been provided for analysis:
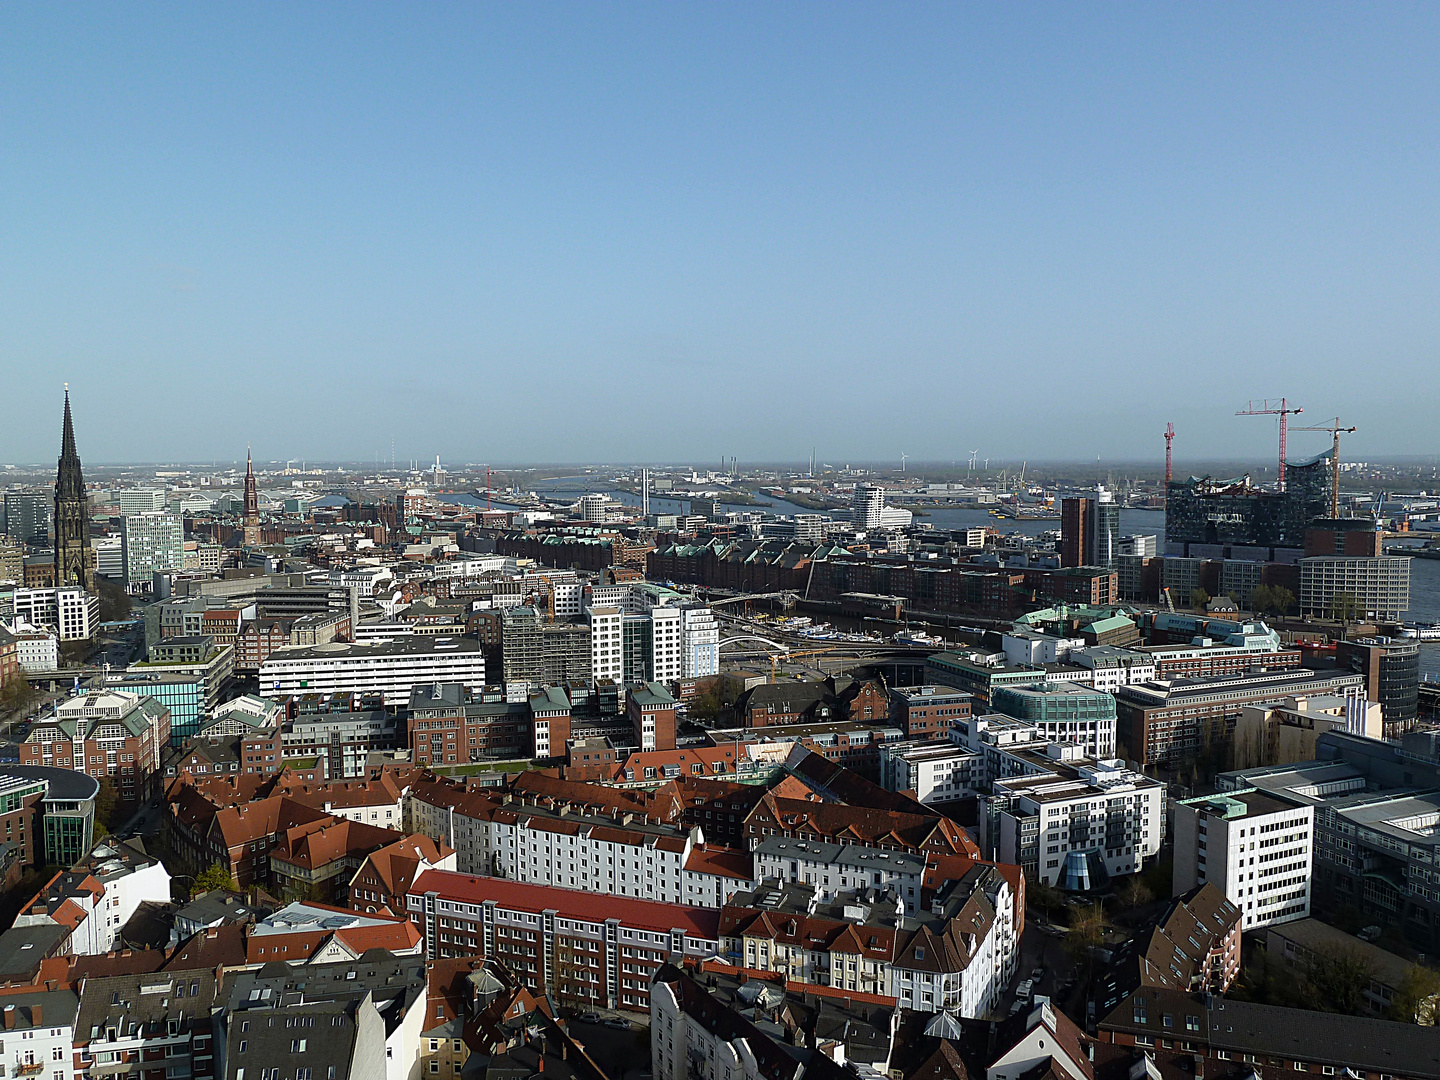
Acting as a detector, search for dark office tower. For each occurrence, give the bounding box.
[1336,637,1420,739]
[243,448,261,547]
[54,387,92,590]
[1060,497,1089,568]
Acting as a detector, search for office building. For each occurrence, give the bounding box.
[2,491,49,546]
[1114,668,1364,771]
[1299,556,1410,621]
[590,610,624,685]
[1172,789,1313,930]
[407,868,721,1010]
[117,488,166,515]
[54,389,93,590]
[260,635,486,705]
[679,603,719,677]
[106,671,205,744]
[1335,636,1420,737]
[991,681,1117,758]
[11,585,98,641]
[127,638,235,735]
[121,510,184,591]
[881,685,971,743]
[1216,729,1440,951]
[1061,486,1121,569]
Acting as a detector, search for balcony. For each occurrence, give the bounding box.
[16,1065,44,1077]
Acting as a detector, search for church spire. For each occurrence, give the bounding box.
[57,385,84,499]
[55,385,92,590]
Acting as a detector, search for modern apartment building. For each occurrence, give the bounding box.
[982,754,1164,888]
[879,740,982,805]
[1172,789,1313,931]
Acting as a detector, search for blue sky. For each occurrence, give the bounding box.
[3,4,1438,466]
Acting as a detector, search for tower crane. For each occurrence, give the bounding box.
[1291,418,1357,517]
[1236,398,1303,490]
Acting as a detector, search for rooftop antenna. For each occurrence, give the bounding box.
[1164,423,1175,486]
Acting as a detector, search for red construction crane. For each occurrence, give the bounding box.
[1236,398,1303,490]
[1164,423,1176,486]
[1292,418,1357,517]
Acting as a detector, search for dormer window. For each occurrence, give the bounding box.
[915,948,925,961]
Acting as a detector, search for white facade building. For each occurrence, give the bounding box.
[1172,789,1313,931]
[259,636,485,705]
[9,624,59,673]
[118,489,167,515]
[679,604,720,678]
[405,785,752,908]
[12,587,98,642]
[328,565,394,597]
[1069,646,1157,692]
[588,605,624,683]
[983,753,1165,888]
[94,534,124,579]
[879,741,983,805]
[121,512,184,591]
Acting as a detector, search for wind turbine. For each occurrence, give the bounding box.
[900,452,908,473]
[968,449,979,471]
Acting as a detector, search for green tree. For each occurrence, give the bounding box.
[191,863,238,898]
[1329,592,1362,622]
[1027,874,1064,915]
[1269,586,1296,616]
[1387,964,1440,1025]
[1251,584,1275,615]
[93,778,119,836]
[1190,587,1210,610]
[1301,946,1375,1016]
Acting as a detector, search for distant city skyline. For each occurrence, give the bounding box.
[5,6,1439,462]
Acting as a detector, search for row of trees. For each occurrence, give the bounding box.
[1187,585,1297,616]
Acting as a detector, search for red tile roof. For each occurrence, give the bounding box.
[409,869,721,939]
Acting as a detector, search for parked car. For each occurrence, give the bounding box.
[1031,967,1045,982]
[577,1012,602,1024]
[1014,979,1033,1003]
[603,1018,632,1030]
